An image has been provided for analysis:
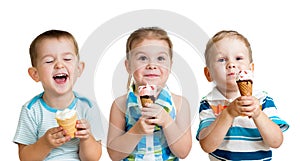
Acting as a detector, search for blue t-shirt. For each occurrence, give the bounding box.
[13,92,104,161]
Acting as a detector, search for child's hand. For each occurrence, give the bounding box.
[239,96,261,118]
[75,119,91,141]
[141,103,172,128]
[228,96,261,118]
[42,127,71,148]
[134,117,156,134]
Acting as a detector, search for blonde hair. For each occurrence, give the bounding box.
[204,30,252,67]
[29,29,79,67]
[126,27,173,88]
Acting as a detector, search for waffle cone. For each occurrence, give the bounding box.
[56,114,77,138]
[237,80,252,96]
[140,98,154,106]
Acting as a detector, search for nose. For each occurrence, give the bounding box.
[54,60,64,69]
[226,62,236,69]
[146,63,157,70]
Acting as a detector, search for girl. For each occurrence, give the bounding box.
[107,27,192,161]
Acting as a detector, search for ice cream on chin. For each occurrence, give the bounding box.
[138,84,157,106]
[236,70,253,96]
[55,108,77,138]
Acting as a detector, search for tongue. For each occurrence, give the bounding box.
[54,77,67,84]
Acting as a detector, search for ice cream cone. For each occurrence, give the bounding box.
[56,109,77,138]
[237,80,253,96]
[138,84,156,106]
[140,95,155,106]
[236,70,253,96]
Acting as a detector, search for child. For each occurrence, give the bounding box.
[13,30,103,160]
[107,27,192,160]
[196,30,289,160]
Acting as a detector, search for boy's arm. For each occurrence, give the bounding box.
[18,141,51,161]
[199,108,234,153]
[244,95,283,148]
[253,111,283,148]
[78,135,102,161]
[18,127,70,161]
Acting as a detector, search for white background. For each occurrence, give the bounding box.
[1,0,298,160]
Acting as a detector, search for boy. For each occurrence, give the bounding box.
[13,30,103,160]
[197,30,289,160]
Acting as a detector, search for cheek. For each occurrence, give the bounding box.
[211,66,226,78]
[132,68,144,78]
[131,63,146,74]
[238,64,250,70]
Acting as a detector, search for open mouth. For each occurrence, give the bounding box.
[53,73,68,84]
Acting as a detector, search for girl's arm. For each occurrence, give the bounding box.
[107,96,153,161]
[161,95,192,159]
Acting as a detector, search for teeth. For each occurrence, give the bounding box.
[53,73,68,79]
[55,73,67,77]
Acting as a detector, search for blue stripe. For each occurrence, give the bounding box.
[227,127,261,138]
[196,118,215,140]
[74,92,93,108]
[157,89,172,105]
[27,92,43,110]
[270,116,289,132]
[199,100,210,112]
[262,96,276,110]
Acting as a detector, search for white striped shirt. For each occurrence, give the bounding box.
[196,87,289,161]
[13,92,104,161]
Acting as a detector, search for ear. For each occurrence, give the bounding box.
[76,61,85,77]
[125,59,131,74]
[28,67,40,82]
[204,67,213,82]
[250,63,254,72]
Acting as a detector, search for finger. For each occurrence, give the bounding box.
[76,120,90,129]
[53,130,67,139]
[145,117,157,124]
[75,130,90,139]
[141,108,156,117]
[147,103,162,110]
[55,136,71,144]
[75,129,88,136]
[143,123,155,133]
[48,127,64,134]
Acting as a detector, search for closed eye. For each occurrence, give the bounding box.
[45,58,54,64]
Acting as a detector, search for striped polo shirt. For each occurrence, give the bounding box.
[196,87,289,161]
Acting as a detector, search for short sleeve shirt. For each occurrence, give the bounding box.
[13,92,104,161]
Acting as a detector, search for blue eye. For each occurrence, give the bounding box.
[157,56,166,61]
[138,55,148,61]
[217,58,226,63]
